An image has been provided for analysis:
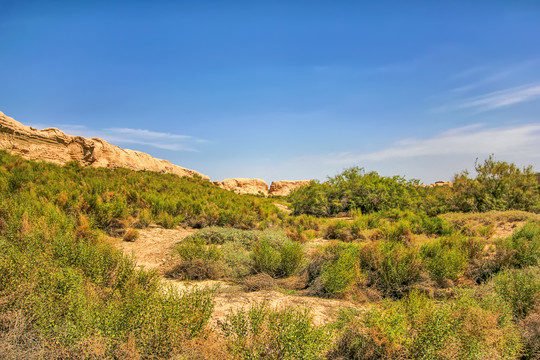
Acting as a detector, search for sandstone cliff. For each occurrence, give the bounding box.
[213,178,269,196]
[0,111,209,180]
[268,180,311,196]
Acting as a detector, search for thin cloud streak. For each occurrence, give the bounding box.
[296,124,540,165]
[104,127,193,140]
[457,84,540,111]
[30,123,205,152]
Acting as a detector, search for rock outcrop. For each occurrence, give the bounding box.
[0,110,209,180]
[213,178,269,196]
[268,180,311,196]
[429,181,453,187]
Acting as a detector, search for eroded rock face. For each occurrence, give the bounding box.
[213,178,269,196]
[268,180,311,196]
[0,111,209,180]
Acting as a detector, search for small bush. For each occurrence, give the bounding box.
[137,208,152,228]
[169,237,224,280]
[320,244,362,296]
[493,267,540,319]
[279,240,304,277]
[220,303,331,359]
[243,273,276,291]
[156,211,178,229]
[252,237,304,278]
[382,219,414,243]
[497,222,540,268]
[189,227,261,247]
[252,238,282,276]
[421,238,469,284]
[361,241,422,297]
[221,241,252,279]
[329,290,522,360]
[123,228,139,242]
[519,307,540,359]
[324,220,356,242]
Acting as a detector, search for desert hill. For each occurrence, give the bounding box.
[0,110,313,196]
[0,110,209,180]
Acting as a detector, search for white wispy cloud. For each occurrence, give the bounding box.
[100,127,202,151]
[296,123,540,165]
[31,123,205,152]
[449,61,539,93]
[456,84,540,111]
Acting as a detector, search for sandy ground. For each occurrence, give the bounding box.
[112,225,364,326]
[112,225,197,270]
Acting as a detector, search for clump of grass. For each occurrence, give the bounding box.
[243,273,276,291]
[136,208,152,227]
[156,211,179,229]
[123,228,139,242]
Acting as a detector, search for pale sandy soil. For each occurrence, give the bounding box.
[112,225,196,270]
[491,221,524,239]
[163,279,363,326]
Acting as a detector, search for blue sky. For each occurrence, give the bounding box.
[1,0,539,184]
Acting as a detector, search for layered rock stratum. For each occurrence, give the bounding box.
[0,110,209,180]
[269,180,311,196]
[213,178,269,196]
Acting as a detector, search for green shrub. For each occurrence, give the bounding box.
[324,220,356,241]
[497,222,540,268]
[493,267,540,319]
[220,303,331,359]
[188,226,261,246]
[361,241,422,297]
[279,240,304,277]
[329,290,522,360]
[221,241,252,279]
[169,237,224,280]
[320,244,362,295]
[252,236,304,278]
[137,208,152,227]
[421,237,469,284]
[156,211,179,229]
[252,238,282,276]
[289,167,420,216]
[382,219,414,242]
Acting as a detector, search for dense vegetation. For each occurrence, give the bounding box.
[289,156,540,216]
[1,150,540,359]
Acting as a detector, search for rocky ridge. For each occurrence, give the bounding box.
[213,178,270,196]
[0,110,209,180]
[213,178,311,196]
[269,180,311,196]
